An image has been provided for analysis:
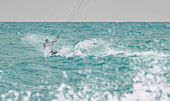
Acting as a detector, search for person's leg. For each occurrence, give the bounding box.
[51,51,58,55]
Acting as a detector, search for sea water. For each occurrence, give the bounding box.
[0,22,169,101]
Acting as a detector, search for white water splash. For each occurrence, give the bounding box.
[0,70,3,73]
[122,67,170,101]
[58,38,119,58]
[22,35,170,59]
[21,34,58,57]
[58,38,170,59]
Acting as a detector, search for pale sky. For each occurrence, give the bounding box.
[0,0,170,22]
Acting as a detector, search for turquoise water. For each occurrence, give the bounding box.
[0,22,170,101]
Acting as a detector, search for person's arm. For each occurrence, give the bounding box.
[51,40,56,43]
[52,36,59,43]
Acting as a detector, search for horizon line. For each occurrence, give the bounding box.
[0,20,170,22]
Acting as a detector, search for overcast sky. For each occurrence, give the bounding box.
[0,0,170,22]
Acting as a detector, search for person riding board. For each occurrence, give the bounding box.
[43,36,59,55]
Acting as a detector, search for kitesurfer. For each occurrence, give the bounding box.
[43,38,58,55]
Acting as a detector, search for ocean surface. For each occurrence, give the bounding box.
[0,22,170,101]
